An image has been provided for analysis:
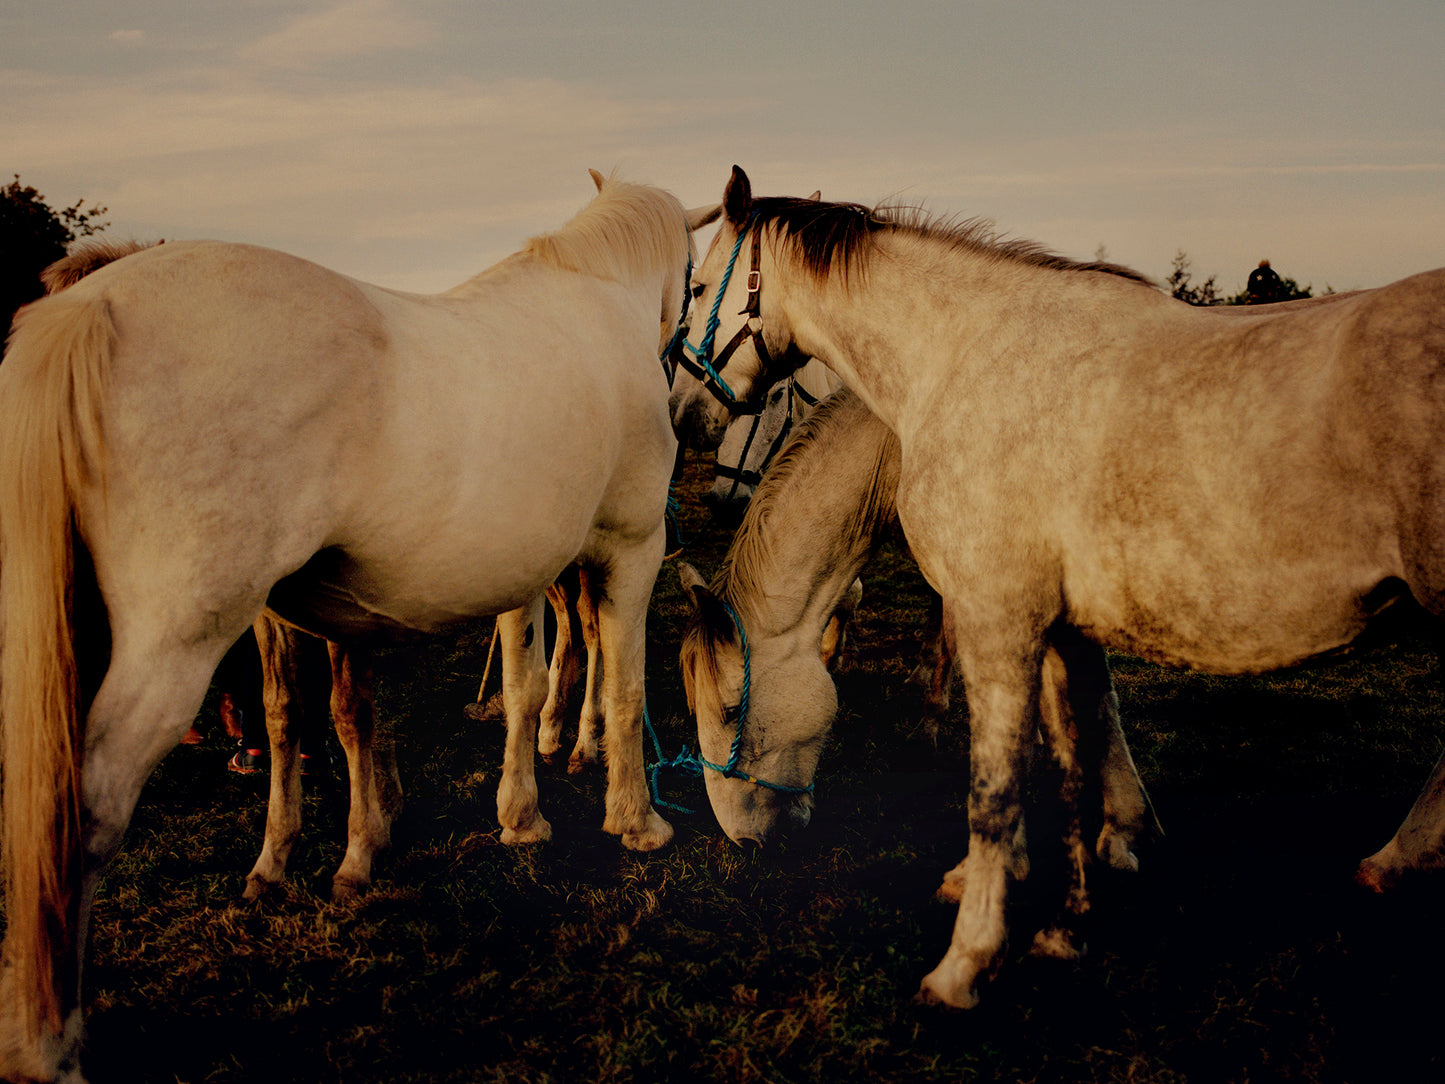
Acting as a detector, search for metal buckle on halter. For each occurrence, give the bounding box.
[746,269,761,294]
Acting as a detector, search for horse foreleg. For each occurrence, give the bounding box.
[1357,747,1445,891]
[243,614,306,900]
[918,621,1038,1009]
[819,577,863,673]
[568,565,604,774]
[596,541,673,851]
[496,599,551,844]
[329,640,394,900]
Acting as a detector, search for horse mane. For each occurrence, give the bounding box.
[714,388,901,622]
[682,389,899,702]
[41,239,161,295]
[750,195,1154,288]
[524,174,690,284]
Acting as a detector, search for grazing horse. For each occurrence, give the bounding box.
[671,165,1445,1010]
[677,388,1156,903]
[43,241,399,904]
[0,173,717,1081]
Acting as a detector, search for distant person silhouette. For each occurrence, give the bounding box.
[1246,259,1285,304]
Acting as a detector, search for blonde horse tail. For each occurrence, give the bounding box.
[0,291,112,1068]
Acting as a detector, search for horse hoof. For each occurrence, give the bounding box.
[242,873,277,901]
[331,876,370,903]
[915,970,979,1010]
[566,751,597,775]
[501,815,552,846]
[1029,926,1085,960]
[620,811,673,852]
[1097,831,1140,873]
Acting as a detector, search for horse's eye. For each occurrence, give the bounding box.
[721,704,741,726]
[691,282,707,298]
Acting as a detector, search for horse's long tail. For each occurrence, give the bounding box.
[0,292,112,1060]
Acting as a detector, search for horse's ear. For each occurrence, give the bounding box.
[677,562,738,644]
[724,165,752,225]
[686,203,722,231]
[588,168,606,192]
[807,190,821,202]
[677,561,709,608]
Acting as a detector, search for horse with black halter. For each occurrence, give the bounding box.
[672,165,1445,1009]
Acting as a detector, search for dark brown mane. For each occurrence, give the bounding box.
[750,196,1154,288]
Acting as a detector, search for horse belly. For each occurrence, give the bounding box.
[1072,558,1408,675]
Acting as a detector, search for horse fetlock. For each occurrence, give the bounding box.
[619,809,674,852]
[916,955,984,1010]
[567,743,600,775]
[242,870,282,901]
[0,987,83,1084]
[537,714,564,759]
[500,812,552,846]
[330,873,371,903]
[1096,828,1140,873]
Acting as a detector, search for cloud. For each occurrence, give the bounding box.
[238,0,433,69]
[109,30,146,46]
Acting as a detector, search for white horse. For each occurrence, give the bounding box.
[0,172,718,1081]
[43,241,401,904]
[677,387,1156,903]
[671,165,1445,1010]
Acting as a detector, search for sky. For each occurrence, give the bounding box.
[3,1,1443,296]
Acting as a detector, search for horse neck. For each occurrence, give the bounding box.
[771,233,1055,434]
[718,392,899,640]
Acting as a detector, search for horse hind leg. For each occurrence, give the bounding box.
[243,613,307,900]
[495,598,552,845]
[1021,631,1157,960]
[539,571,583,761]
[328,639,397,900]
[3,637,226,1082]
[1357,609,1445,890]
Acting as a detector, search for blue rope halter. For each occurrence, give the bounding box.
[645,598,815,814]
[679,220,751,401]
[675,212,779,416]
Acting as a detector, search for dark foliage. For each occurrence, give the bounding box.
[1,174,108,335]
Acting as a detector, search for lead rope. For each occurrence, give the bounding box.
[643,598,815,815]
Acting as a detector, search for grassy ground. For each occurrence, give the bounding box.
[49,451,1445,1081]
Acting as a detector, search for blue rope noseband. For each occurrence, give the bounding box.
[675,213,779,416]
[644,598,815,814]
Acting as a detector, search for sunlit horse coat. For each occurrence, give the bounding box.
[0,174,716,1082]
[672,165,1445,1010]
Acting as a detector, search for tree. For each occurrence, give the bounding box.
[2,174,108,335]
[1167,249,1316,307]
[1166,250,1221,306]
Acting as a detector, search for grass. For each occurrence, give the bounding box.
[40,451,1445,1081]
